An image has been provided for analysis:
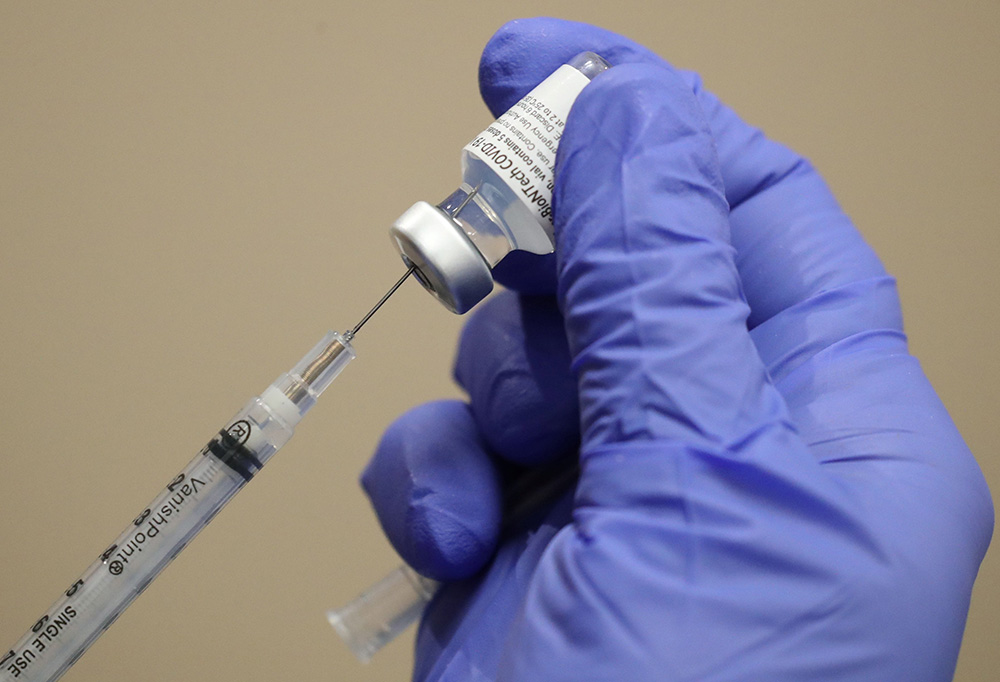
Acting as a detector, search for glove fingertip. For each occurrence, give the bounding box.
[361,400,503,581]
[478,18,574,116]
[479,17,670,116]
[405,501,498,581]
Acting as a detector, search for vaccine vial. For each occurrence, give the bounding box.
[390,52,610,313]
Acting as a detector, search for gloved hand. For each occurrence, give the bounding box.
[360,18,993,682]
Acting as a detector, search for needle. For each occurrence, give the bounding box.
[344,266,415,342]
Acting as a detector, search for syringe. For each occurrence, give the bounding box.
[1,269,412,682]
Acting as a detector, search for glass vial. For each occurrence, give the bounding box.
[390,52,610,313]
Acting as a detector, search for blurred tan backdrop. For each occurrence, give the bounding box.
[1,2,996,680]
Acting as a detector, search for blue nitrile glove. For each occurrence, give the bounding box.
[360,18,994,682]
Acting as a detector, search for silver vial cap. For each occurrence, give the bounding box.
[389,201,493,314]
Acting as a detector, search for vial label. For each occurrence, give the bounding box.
[462,65,590,231]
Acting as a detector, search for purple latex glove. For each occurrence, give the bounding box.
[361,18,993,681]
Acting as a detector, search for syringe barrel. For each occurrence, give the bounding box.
[1,331,354,682]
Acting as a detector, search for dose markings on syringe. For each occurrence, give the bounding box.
[1,435,245,681]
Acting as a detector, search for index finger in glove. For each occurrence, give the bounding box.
[555,61,791,453]
[481,18,892,363]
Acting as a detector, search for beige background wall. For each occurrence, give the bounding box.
[1,2,996,680]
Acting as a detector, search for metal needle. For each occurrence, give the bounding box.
[344,266,415,342]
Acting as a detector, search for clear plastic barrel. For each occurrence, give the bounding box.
[327,565,440,663]
[1,331,355,682]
